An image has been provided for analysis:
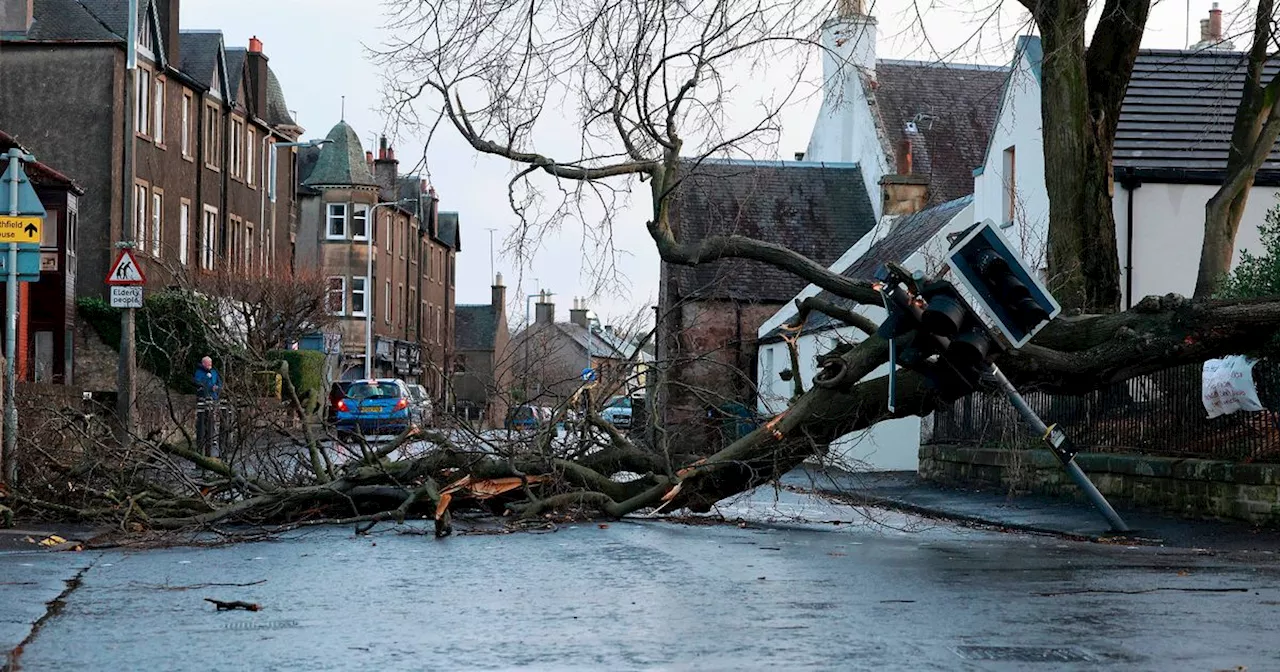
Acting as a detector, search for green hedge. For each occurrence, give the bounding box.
[269,349,327,413]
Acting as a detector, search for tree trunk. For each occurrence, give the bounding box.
[1194,0,1280,298]
[1033,0,1149,314]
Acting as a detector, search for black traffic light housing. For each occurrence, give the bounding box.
[874,263,1001,402]
[946,220,1061,348]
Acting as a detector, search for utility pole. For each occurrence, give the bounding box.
[484,227,497,280]
[116,0,139,449]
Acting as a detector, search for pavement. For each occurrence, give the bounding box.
[783,466,1280,552]
[3,488,1280,670]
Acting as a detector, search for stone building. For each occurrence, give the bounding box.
[509,293,634,405]
[0,0,303,302]
[453,273,512,425]
[295,126,459,400]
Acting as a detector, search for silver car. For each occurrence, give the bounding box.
[406,383,434,427]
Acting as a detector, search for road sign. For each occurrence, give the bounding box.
[581,367,597,382]
[105,248,146,285]
[0,243,40,282]
[0,215,41,243]
[110,285,143,308]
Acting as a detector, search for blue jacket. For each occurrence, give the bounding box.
[194,367,221,400]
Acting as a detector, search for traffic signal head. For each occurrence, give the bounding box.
[946,220,1060,348]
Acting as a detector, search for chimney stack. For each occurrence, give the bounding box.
[570,298,590,328]
[535,291,555,324]
[1208,2,1223,42]
[492,272,506,311]
[374,135,400,199]
[897,138,913,175]
[245,37,270,121]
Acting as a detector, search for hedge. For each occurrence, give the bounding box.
[269,349,327,413]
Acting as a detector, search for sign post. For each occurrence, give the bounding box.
[0,148,47,487]
[117,0,140,452]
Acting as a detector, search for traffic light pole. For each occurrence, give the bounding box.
[985,363,1130,533]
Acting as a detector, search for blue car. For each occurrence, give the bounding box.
[334,379,413,436]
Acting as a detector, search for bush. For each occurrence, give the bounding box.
[269,349,327,413]
[1218,199,1280,300]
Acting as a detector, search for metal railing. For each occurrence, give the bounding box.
[931,360,1280,462]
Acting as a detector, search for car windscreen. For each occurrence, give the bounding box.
[607,398,630,409]
[347,383,401,400]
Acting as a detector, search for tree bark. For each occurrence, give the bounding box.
[1195,0,1280,298]
[1031,0,1150,314]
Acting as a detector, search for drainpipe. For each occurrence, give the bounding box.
[1120,168,1142,310]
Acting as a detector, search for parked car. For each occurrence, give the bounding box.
[405,383,434,427]
[326,381,354,425]
[334,379,414,436]
[600,396,633,429]
[505,404,554,431]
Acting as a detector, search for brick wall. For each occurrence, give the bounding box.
[920,444,1280,525]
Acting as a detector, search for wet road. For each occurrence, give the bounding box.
[3,491,1278,671]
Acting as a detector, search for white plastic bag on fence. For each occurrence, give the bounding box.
[1202,355,1265,419]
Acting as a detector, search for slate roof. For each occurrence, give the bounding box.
[1115,49,1280,172]
[178,30,223,89]
[456,304,498,351]
[874,60,1007,205]
[436,211,460,251]
[557,323,627,359]
[666,159,877,303]
[265,69,297,127]
[22,0,120,41]
[76,0,148,39]
[303,121,378,187]
[762,195,973,340]
[224,47,246,105]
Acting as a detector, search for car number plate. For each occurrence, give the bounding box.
[365,406,383,413]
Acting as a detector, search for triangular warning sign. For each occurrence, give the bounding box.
[105,248,146,285]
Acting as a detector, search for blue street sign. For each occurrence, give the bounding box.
[0,243,40,282]
[0,151,47,218]
[581,367,598,382]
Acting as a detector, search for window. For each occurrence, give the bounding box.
[384,279,392,323]
[352,204,369,240]
[201,206,217,270]
[327,276,347,315]
[352,277,368,316]
[230,118,244,178]
[1002,145,1016,226]
[228,216,242,270]
[179,201,190,266]
[136,68,151,137]
[153,78,165,145]
[399,220,406,260]
[384,214,392,252]
[397,283,404,325]
[134,183,148,246]
[327,203,347,239]
[435,308,441,343]
[181,92,193,158]
[245,222,254,273]
[151,190,162,257]
[204,104,220,169]
[246,128,256,186]
[420,300,427,336]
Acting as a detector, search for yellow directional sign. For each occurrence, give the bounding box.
[0,215,41,243]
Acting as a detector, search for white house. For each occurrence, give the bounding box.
[974,30,1280,307]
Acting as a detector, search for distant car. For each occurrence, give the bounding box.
[405,383,433,427]
[334,379,413,436]
[600,396,633,429]
[506,404,557,431]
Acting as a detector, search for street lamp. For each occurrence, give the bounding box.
[268,138,332,203]
[365,198,418,378]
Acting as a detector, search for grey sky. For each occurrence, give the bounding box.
[183,0,1251,325]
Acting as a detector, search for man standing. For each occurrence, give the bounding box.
[194,356,221,400]
[194,356,221,455]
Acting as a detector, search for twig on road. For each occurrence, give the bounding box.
[204,598,262,611]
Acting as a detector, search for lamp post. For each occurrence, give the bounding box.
[523,289,551,398]
[365,198,416,378]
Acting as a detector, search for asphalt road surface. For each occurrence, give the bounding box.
[2,490,1277,671]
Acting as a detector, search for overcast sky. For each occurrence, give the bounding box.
[184,0,1255,326]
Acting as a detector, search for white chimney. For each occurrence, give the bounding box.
[821,1,878,97]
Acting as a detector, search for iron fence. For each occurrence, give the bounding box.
[931,360,1280,462]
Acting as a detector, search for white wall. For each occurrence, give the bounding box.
[805,16,889,219]
[1118,184,1280,305]
[970,49,1049,270]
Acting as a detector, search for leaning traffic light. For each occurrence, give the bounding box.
[947,220,1060,348]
